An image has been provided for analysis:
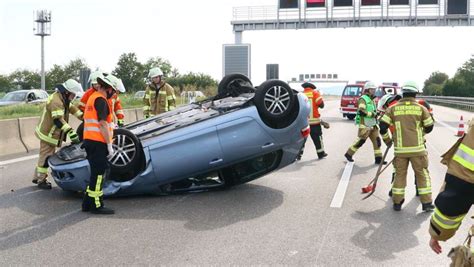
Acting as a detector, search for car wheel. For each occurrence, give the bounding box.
[347,114,356,120]
[109,128,142,181]
[254,79,296,128]
[217,73,254,96]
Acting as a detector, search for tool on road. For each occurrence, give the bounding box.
[361,145,393,199]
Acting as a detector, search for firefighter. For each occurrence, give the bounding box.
[143,67,176,118]
[81,73,119,214]
[78,71,126,127]
[379,81,435,211]
[302,82,327,159]
[344,82,384,164]
[33,79,84,189]
[429,118,473,254]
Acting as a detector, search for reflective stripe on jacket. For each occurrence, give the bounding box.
[304,88,323,125]
[35,91,82,146]
[447,121,474,182]
[83,92,113,144]
[80,87,124,120]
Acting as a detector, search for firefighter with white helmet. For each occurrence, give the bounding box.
[33,79,84,189]
[78,71,126,131]
[81,73,119,214]
[379,81,435,211]
[344,81,385,164]
[143,67,176,118]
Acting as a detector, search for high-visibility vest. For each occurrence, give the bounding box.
[304,88,322,125]
[80,88,124,121]
[83,92,113,143]
[355,95,376,127]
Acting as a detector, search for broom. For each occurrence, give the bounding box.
[361,144,393,200]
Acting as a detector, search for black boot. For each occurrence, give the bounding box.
[422,202,435,212]
[375,157,387,165]
[393,199,405,211]
[37,180,52,190]
[318,152,328,159]
[344,153,354,162]
[82,194,93,212]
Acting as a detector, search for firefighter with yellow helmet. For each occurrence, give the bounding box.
[344,81,384,164]
[33,79,84,189]
[143,67,176,118]
[429,118,474,254]
[379,81,435,211]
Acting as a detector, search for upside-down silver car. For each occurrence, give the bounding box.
[48,74,310,196]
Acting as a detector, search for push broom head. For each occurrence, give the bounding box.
[361,185,373,193]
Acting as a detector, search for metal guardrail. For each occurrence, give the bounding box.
[421,95,474,111]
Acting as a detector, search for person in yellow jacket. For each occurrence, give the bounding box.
[429,118,474,254]
[143,67,176,118]
[344,82,384,164]
[33,79,84,189]
[379,81,435,211]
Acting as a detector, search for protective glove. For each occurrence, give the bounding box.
[107,143,114,159]
[117,119,124,127]
[68,130,80,144]
[321,121,330,129]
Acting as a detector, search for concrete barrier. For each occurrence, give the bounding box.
[0,119,27,156]
[0,108,144,157]
[124,109,138,124]
[18,117,40,152]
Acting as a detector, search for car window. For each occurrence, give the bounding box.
[3,91,27,101]
[343,86,361,96]
[374,88,385,97]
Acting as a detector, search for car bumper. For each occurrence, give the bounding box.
[340,107,357,114]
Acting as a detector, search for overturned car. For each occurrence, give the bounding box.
[48,74,311,196]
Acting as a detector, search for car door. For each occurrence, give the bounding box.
[148,126,224,183]
[217,116,276,164]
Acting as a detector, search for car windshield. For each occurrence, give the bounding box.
[375,88,385,97]
[343,86,361,96]
[2,91,27,101]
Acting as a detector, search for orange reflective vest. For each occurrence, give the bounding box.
[79,87,124,120]
[84,92,113,144]
[304,88,323,125]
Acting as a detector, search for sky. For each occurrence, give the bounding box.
[0,0,473,89]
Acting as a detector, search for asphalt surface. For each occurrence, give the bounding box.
[1,99,473,266]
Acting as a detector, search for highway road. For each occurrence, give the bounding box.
[1,99,473,266]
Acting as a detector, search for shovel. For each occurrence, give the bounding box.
[361,144,393,200]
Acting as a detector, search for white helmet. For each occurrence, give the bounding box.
[364,81,377,91]
[116,78,126,93]
[62,79,84,95]
[401,81,419,94]
[88,70,106,84]
[97,74,118,91]
[148,67,163,79]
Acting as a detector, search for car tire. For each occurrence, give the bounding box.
[347,114,356,120]
[217,73,254,96]
[254,79,296,128]
[109,128,143,181]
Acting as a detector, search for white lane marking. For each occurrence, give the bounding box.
[436,120,457,135]
[0,154,39,166]
[330,162,354,208]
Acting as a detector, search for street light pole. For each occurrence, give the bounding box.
[34,10,51,91]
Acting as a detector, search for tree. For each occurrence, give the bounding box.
[0,75,14,92]
[422,71,448,95]
[443,77,467,97]
[112,53,146,92]
[143,57,174,78]
[167,72,218,95]
[9,69,41,89]
[62,58,88,80]
[441,57,474,97]
[46,64,66,89]
[45,58,88,89]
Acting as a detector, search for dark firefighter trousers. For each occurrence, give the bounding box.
[310,124,325,157]
[83,140,109,209]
